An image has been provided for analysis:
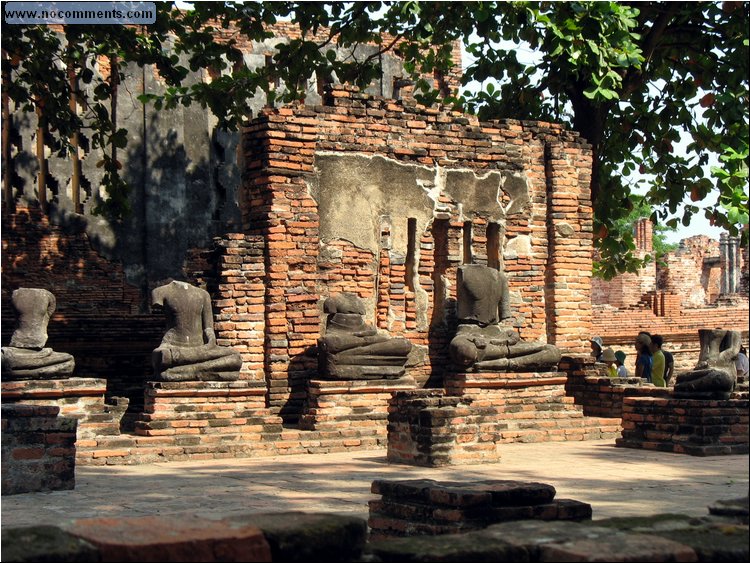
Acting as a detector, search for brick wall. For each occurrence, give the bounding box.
[1,404,77,495]
[592,219,656,308]
[4,86,595,457]
[617,396,749,456]
[238,86,593,421]
[1,207,164,415]
[592,305,749,375]
[659,235,721,307]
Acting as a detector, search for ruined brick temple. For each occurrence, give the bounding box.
[592,219,748,374]
[2,31,747,466]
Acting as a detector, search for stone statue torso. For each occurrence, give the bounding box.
[9,288,55,349]
[456,265,509,326]
[152,281,209,347]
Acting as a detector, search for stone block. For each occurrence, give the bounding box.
[618,397,749,456]
[483,520,697,562]
[67,515,271,562]
[365,532,529,562]
[369,478,595,539]
[223,512,366,562]
[1,525,100,563]
[594,513,749,562]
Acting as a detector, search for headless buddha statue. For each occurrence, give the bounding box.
[318,293,412,380]
[673,329,740,399]
[1,288,75,379]
[151,281,241,381]
[449,264,560,372]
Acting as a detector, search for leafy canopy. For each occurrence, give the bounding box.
[2,1,747,277]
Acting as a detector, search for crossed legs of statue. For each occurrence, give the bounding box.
[328,339,413,366]
[153,344,242,381]
[1,347,75,378]
[450,335,560,372]
[673,368,734,397]
[475,341,562,371]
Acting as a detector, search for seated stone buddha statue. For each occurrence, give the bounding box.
[673,328,740,399]
[448,264,560,372]
[1,288,75,379]
[151,280,242,381]
[318,293,412,380]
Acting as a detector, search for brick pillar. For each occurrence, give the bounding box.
[241,107,321,423]
[634,218,653,253]
[720,233,740,294]
[543,140,594,353]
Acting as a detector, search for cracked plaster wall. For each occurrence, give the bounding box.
[307,152,530,329]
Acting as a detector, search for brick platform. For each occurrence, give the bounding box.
[565,374,671,418]
[617,396,749,456]
[1,404,77,495]
[134,380,281,439]
[298,377,417,432]
[387,390,487,466]
[368,479,592,540]
[1,378,127,440]
[448,372,620,442]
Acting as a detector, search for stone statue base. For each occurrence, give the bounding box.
[299,376,417,431]
[135,380,274,437]
[617,396,748,456]
[1,347,75,380]
[1,377,128,439]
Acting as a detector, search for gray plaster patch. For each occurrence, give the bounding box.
[308,153,435,256]
[505,235,532,258]
[443,170,529,221]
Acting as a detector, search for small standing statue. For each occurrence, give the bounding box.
[449,264,560,372]
[673,329,740,399]
[151,280,242,381]
[318,293,412,380]
[1,288,75,379]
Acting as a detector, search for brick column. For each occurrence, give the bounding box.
[543,140,593,353]
[242,107,321,423]
[634,218,653,252]
[720,233,740,295]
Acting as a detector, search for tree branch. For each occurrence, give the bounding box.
[622,3,680,96]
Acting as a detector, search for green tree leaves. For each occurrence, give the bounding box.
[3,1,747,277]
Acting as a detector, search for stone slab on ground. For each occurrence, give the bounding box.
[223,512,366,562]
[66,514,272,562]
[1,525,100,563]
[369,478,592,539]
[593,512,749,562]
[365,520,703,562]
